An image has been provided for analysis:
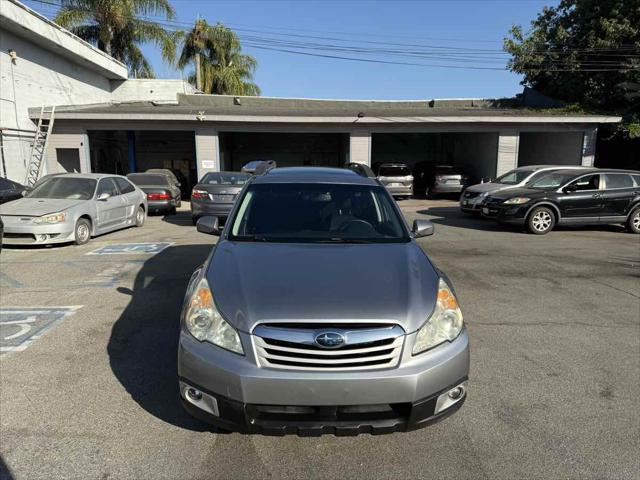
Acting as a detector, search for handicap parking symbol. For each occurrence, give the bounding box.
[87,242,173,256]
[0,306,82,354]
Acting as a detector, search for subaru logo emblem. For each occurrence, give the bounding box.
[315,332,345,348]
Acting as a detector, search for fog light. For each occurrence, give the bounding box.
[187,388,202,401]
[37,234,48,242]
[434,381,468,415]
[448,387,463,400]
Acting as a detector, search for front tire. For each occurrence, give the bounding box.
[526,206,555,235]
[134,206,145,227]
[627,208,640,234]
[74,218,91,245]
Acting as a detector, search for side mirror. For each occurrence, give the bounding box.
[412,219,435,238]
[196,216,221,236]
[97,192,110,201]
[563,184,578,193]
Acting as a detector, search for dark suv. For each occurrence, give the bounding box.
[480,168,640,234]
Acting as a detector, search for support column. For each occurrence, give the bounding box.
[127,130,137,173]
[496,130,519,176]
[581,127,597,167]
[349,131,371,166]
[195,127,220,180]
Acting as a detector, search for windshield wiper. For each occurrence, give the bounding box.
[318,237,375,244]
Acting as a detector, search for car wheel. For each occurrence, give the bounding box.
[177,198,182,208]
[134,206,145,227]
[169,206,177,215]
[527,206,555,235]
[74,218,91,245]
[627,208,640,234]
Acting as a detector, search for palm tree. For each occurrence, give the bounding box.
[180,22,260,95]
[54,0,176,78]
[177,18,211,91]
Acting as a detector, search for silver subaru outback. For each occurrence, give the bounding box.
[178,167,469,436]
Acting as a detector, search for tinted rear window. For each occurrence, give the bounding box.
[127,174,169,186]
[201,173,250,185]
[378,166,410,176]
[604,174,634,189]
[435,166,463,175]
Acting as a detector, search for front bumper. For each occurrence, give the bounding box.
[0,219,75,245]
[178,328,469,434]
[480,202,528,225]
[191,201,234,218]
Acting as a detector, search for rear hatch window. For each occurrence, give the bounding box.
[378,166,411,177]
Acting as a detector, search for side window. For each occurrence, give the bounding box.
[604,174,634,189]
[96,178,119,198]
[569,174,600,191]
[114,177,135,194]
[633,175,640,187]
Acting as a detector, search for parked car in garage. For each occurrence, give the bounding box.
[460,165,589,214]
[179,167,469,435]
[190,171,250,225]
[414,164,469,198]
[480,168,640,234]
[146,168,186,196]
[0,173,147,246]
[0,177,28,204]
[375,163,414,198]
[241,160,277,175]
[127,172,181,214]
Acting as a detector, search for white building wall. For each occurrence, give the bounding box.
[195,127,220,180]
[110,79,196,103]
[349,131,371,165]
[0,30,114,181]
[496,130,519,176]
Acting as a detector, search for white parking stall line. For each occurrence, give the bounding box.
[86,242,174,256]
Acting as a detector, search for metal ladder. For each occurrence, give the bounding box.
[25,106,55,187]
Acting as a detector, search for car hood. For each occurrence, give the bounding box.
[208,241,439,333]
[487,187,543,200]
[466,182,519,194]
[0,197,84,216]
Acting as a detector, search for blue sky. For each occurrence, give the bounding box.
[27,0,557,100]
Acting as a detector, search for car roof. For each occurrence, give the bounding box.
[39,173,121,180]
[516,165,589,171]
[538,168,640,177]
[252,167,378,185]
[378,163,409,167]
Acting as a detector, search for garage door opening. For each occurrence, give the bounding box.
[219,132,349,171]
[88,130,197,193]
[372,132,498,184]
[518,132,583,167]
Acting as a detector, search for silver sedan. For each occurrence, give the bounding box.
[0,173,147,246]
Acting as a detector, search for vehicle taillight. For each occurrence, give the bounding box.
[147,192,170,200]
[191,189,208,199]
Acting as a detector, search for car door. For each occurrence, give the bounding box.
[95,178,124,230]
[600,173,638,219]
[556,174,603,221]
[113,177,139,220]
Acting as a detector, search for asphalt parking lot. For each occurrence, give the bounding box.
[1,199,639,480]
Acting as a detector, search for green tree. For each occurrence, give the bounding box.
[55,0,177,78]
[504,0,640,137]
[179,22,260,95]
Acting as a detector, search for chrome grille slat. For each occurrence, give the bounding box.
[253,323,405,371]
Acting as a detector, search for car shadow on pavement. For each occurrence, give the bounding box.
[161,210,195,227]
[416,207,515,233]
[107,244,215,432]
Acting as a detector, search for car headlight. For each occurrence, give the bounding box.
[184,278,244,354]
[503,197,530,205]
[413,278,464,355]
[33,212,66,224]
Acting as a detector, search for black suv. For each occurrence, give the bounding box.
[480,168,640,235]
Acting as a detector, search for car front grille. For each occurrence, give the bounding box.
[253,323,405,371]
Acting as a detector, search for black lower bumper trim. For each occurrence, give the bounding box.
[179,377,468,436]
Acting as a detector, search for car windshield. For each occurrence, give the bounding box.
[127,174,169,186]
[495,168,535,185]
[379,166,410,177]
[201,173,250,185]
[529,172,579,189]
[229,183,409,243]
[27,177,96,200]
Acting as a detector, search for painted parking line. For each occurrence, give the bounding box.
[0,306,82,355]
[86,242,173,256]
